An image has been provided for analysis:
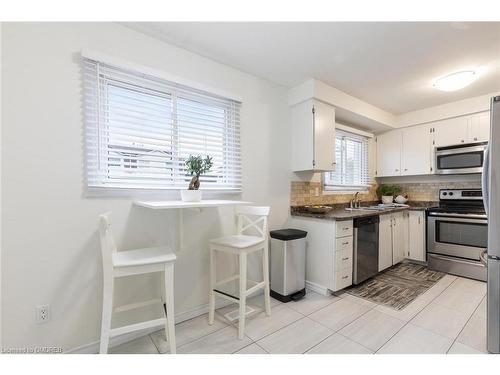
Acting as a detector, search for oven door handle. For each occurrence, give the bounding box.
[428,212,488,221]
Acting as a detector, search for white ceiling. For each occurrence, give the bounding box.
[124,22,500,114]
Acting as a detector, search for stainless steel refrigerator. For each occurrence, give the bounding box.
[484,95,500,353]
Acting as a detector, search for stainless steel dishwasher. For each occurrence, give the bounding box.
[353,216,379,285]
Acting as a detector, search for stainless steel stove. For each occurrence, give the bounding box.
[427,189,487,281]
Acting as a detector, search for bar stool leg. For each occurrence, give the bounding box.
[238,252,247,340]
[208,246,216,325]
[164,264,177,354]
[99,276,114,354]
[262,245,271,317]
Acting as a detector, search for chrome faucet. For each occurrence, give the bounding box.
[350,192,361,209]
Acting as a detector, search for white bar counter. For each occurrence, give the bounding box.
[133,199,251,250]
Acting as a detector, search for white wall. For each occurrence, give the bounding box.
[1,23,290,351]
[0,21,3,348]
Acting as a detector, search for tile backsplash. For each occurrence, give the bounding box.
[290,181,378,206]
[290,180,482,206]
[396,181,481,201]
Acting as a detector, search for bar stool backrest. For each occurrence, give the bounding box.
[98,212,117,272]
[236,206,270,239]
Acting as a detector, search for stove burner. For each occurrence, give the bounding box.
[428,206,486,215]
[428,188,486,216]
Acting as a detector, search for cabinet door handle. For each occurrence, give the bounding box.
[342,241,349,245]
[342,257,349,261]
[461,139,465,143]
[342,227,349,231]
[312,106,316,167]
[474,137,478,141]
[342,276,349,279]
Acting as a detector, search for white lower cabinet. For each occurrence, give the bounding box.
[287,217,353,293]
[378,215,393,271]
[289,209,426,294]
[392,211,407,265]
[333,221,354,291]
[379,211,408,271]
[335,248,353,270]
[334,267,353,290]
[408,211,426,262]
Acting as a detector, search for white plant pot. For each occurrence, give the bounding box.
[181,190,202,202]
[381,195,394,204]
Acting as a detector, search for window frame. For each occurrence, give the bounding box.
[82,53,242,195]
[323,128,371,193]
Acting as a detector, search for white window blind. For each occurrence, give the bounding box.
[83,57,241,191]
[324,129,370,191]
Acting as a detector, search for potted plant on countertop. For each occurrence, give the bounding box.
[377,184,402,204]
[181,154,213,202]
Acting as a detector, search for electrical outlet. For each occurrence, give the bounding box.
[36,304,50,324]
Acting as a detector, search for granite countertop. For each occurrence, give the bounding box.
[290,201,438,221]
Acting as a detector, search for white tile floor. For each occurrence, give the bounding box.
[110,274,489,354]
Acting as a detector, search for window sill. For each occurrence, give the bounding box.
[322,189,370,196]
[85,187,242,199]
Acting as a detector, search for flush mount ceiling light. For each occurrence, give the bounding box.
[433,70,477,92]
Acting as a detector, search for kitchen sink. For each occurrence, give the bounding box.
[345,206,396,212]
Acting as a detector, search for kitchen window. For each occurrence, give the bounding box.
[83,57,241,192]
[324,129,370,192]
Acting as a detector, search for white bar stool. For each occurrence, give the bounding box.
[208,206,271,339]
[98,212,177,354]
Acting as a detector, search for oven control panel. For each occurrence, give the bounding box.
[439,189,482,200]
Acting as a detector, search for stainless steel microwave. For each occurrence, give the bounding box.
[435,142,487,175]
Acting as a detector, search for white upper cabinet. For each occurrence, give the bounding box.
[291,99,336,172]
[376,125,431,177]
[431,112,490,149]
[432,116,469,148]
[376,111,490,178]
[376,129,402,177]
[401,124,432,176]
[468,111,490,143]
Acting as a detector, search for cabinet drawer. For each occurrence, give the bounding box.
[334,268,352,291]
[335,249,353,271]
[336,220,353,238]
[335,236,353,252]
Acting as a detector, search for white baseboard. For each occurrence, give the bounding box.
[305,280,330,296]
[65,327,161,354]
[65,299,233,354]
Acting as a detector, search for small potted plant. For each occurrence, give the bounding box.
[376,184,402,204]
[181,154,213,202]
